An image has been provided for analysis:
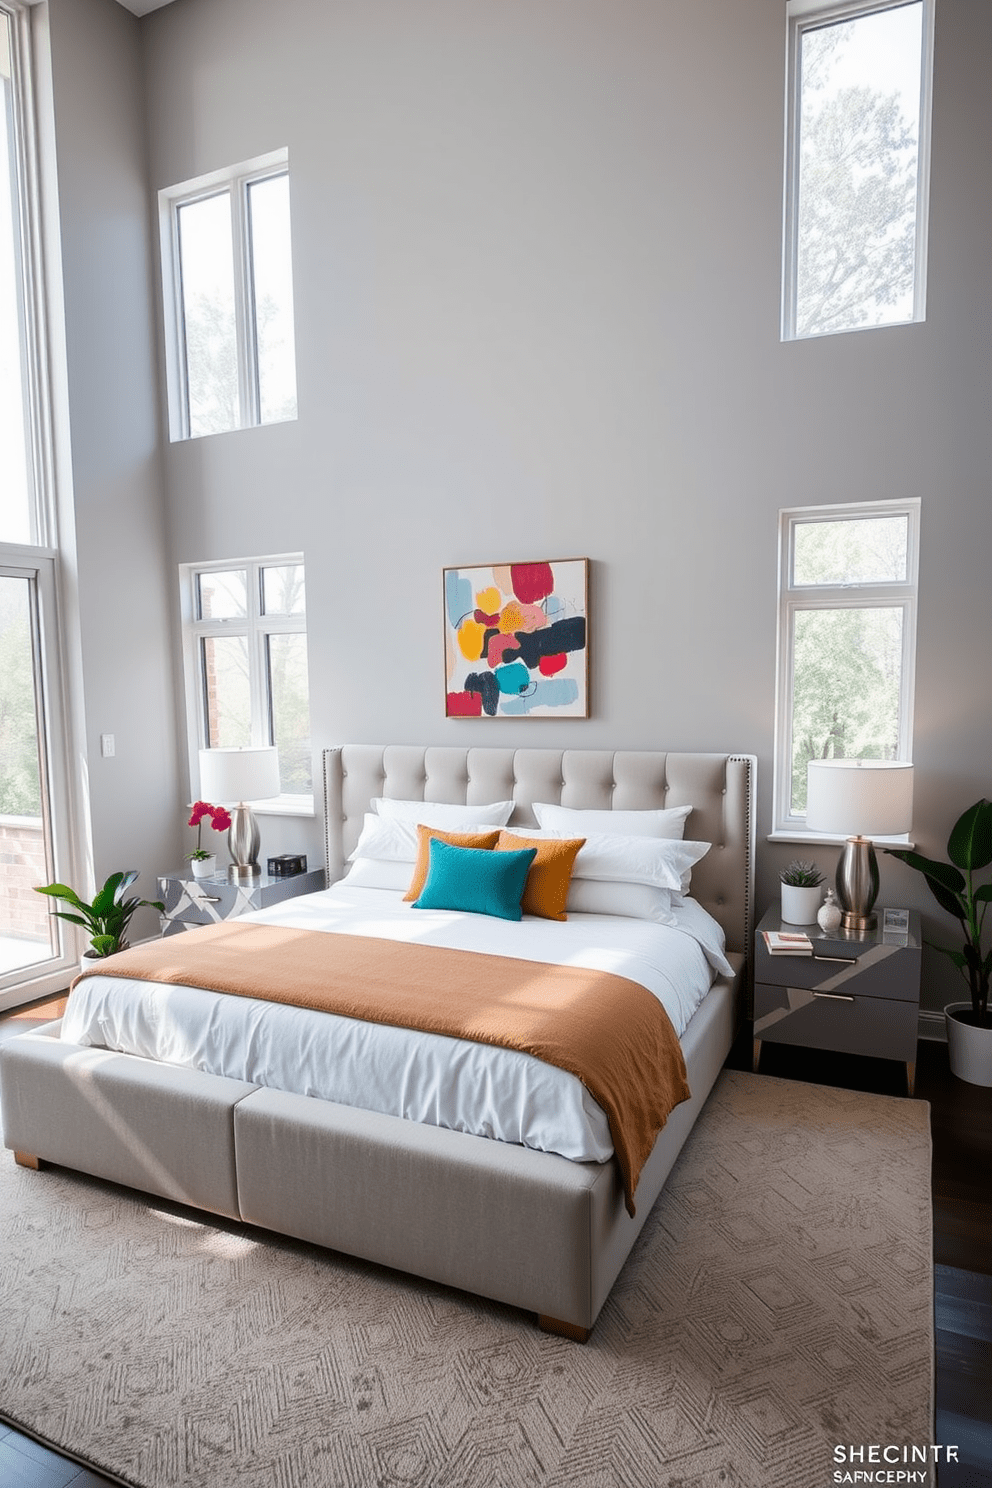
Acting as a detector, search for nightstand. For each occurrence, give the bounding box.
[753,904,922,1095]
[158,868,325,936]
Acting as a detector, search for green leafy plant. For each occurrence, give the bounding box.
[780,859,825,888]
[35,870,165,959]
[885,800,992,1029]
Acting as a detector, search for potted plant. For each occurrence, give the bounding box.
[885,799,992,1086]
[780,860,825,925]
[186,800,232,879]
[35,870,165,967]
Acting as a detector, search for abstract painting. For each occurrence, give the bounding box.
[444,559,589,718]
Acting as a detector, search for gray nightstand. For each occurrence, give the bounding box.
[753,903,922,1095]
[158,868,325,935]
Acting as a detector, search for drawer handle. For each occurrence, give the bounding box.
[813,953,857,964]
[812,990,856,1003]
[197,895,223,903]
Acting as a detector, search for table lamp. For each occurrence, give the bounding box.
[199,747,281,883]
[806,759,914,932]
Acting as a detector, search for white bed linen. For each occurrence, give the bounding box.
[60,884,732,1164]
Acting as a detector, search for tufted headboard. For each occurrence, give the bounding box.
[322,746,755,959]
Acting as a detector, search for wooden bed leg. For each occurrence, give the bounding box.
[538,1314,590,1344]
[14,1151,42,1170]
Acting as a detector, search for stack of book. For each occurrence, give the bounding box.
[761,929,813,956]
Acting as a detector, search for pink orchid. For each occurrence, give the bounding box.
[187,800,211,828]
[186,800,233,860]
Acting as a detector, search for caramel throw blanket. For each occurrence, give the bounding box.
[79,922,691,1215]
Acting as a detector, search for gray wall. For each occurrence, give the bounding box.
[60,0,992,1006]
[45,0,180,940]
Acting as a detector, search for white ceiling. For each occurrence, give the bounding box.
[115,0,178,15]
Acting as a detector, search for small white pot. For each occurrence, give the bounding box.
[780,883,824,925]
[945,1002,992,1087]
[190,855,218,880]
[80,947,124,973]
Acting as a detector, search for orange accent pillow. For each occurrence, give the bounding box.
[403,825,502,901]
[496,831,586,921]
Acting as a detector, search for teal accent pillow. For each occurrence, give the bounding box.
[412,837,537,921]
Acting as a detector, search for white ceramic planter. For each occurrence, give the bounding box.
[945,1002,992,1087]
[190,855,218,880]
[80,948,124,973]
[780,883,824,925]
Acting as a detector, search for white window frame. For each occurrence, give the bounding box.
[159,148,296,442]
[772,498,920,839]
[180,554,313,816]
[0,548,79,1007]
[782,0,936,342]
[1,5,81,1007]
[2,1,55,546]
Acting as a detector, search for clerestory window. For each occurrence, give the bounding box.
[159,151,298,440]
[783,0,935,341]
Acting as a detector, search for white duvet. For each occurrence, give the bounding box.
[60,883,733,1164]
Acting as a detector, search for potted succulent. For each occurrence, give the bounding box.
[186,800,232,879]
[35,870,165,968]
[885,799,992,1087]
[780,859,825,925]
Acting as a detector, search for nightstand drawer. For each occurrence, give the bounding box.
[158,869,325,935]
[756,940,921,1001]
[159,878,254,932]
[754,981,919,1062]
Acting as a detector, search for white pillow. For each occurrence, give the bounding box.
[504,826,709,894]
[566,879,678,925]
[347,814,420,864]
[573,833,710,892]
[533,802,692,840]
[372,798,514,829]
[341,858,414,891]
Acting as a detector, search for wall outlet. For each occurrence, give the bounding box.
[100,733,115,758]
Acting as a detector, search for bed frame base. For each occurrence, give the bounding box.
[1,972,739,1338]
[539,1314,591,1343]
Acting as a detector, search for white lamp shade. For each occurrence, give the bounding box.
[806,759,914,838]
[199,747,280,804]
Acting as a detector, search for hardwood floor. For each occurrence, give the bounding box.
[1,998,990,1487]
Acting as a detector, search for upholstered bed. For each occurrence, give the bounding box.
[1,745,754,1340]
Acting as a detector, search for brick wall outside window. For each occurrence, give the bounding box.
[0,817,52,942]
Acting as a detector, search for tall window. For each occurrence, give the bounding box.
[160,151,298,441]
[1,6,38,545]
[182,557,313,806]
[1,5,76,1003]
[783,0,934,341]
[774,500,919,834]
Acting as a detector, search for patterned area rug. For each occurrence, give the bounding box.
[0,1070,933,1488]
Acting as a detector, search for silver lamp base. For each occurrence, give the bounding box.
[227,803,262,882]
[836,835,879,932]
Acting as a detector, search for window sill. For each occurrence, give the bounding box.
[252,795,314,818]
[768,830,914,849]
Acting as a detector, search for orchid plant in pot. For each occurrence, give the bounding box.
[885,799,992,1086]
[186,800,232,878]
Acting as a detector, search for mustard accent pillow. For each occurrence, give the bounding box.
[403,825,502,901]
[496,831,586,921]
